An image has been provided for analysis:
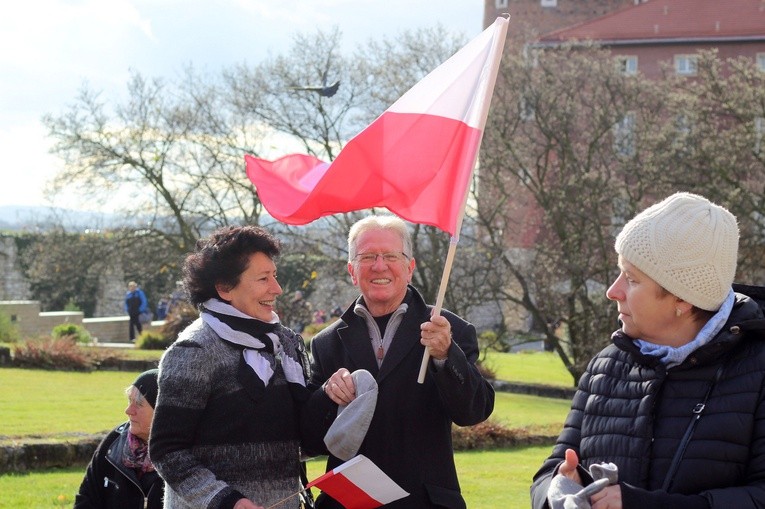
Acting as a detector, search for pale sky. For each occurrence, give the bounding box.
[0,0,485,210]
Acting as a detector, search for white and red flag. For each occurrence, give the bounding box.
[245,16,509,236]
[305,454,409,509]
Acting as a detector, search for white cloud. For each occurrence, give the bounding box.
[0,121,61,207]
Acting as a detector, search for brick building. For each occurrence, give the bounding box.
[533,0,765,79]
[484,0,644,45]
[483,0,765,249]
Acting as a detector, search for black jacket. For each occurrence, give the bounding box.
[531,288,765,509]
[302,286,495,509]
[75,423,164,509]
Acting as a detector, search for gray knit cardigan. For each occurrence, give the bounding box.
[150,318,307,509]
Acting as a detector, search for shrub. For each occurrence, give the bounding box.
[0,312,20,343]
[12,338,95,371]
[160,302,198,341]
[451,420,538,450]
[51,323,92,344]
[63,300,81,312]
[136,331,173,350]
[476,360,496,380]
[478,330,504,351]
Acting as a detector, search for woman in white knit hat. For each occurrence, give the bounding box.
[531,192,765,509]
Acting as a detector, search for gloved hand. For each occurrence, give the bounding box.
[547,462,618,509]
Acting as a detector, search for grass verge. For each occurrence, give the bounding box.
[0,446,553,509]
[483,350,575,387]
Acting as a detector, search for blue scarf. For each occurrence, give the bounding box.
[635,290,735,368]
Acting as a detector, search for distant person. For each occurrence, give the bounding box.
[124,281,148,342]
[74,369,164,508]
[156,297,168,321]
[166,281,187,316]
[150,225,312,509]
[531,193,765,509]
[302,215,495,508]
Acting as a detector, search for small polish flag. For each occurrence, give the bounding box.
[306,454,409,509]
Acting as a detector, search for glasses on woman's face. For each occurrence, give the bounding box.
[354,252,409,266]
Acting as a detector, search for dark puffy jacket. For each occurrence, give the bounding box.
[531,288,765,509]
[74,423,164,509]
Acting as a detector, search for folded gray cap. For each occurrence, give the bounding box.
[324,369,378,461]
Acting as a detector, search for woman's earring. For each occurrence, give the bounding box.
[676,308,682,317]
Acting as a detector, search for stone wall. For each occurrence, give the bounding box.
[0,301,162,343]
[0,301,83,338]
[84,316,162,343]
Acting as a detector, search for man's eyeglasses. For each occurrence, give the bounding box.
[354,252,409,265]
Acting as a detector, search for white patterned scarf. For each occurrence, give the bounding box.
[200,298,308,387]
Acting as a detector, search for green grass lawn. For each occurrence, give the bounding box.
[484,350,576,387]
[0,446,554,509]
[0,351,572,507]
[0,367,570,439]
[0,368,142,437]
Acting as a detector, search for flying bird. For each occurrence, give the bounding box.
[288,79,340,98]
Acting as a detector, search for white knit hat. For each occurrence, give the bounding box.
[615,192,739,311]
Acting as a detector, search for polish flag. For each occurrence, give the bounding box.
[246,17,509,235]
[305,454,409,509]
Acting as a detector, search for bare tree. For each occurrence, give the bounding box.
[476,43,765,384]
[669,51,765,280]
[43,26,499,320]
[43,68,265,255]
[478,44,688,382]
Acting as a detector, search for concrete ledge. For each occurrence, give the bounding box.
[84,317,164,343]
[490,379,576,400]
[97,358,159,372]
[0,435,102,474]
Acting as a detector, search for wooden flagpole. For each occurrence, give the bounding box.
[417,15,509,384]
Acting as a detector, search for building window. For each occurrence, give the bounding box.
[757,53,765,72]
[617,56,638,75]
[541,0,557,6]
[675,54,698,75]
[613,112,636,157]
[495,0,509,8]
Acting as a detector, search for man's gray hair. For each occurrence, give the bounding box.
[348,215,413,262]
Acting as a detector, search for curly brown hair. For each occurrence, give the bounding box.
[182,226,281,307]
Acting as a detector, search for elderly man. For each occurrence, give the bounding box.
[302,215,494,509]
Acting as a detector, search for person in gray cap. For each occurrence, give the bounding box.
[531,192,765,509]
[74,369,164,509]
[301,214,495,509]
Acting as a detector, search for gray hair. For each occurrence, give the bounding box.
[348,215,413,262]
[125,385,146,405]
